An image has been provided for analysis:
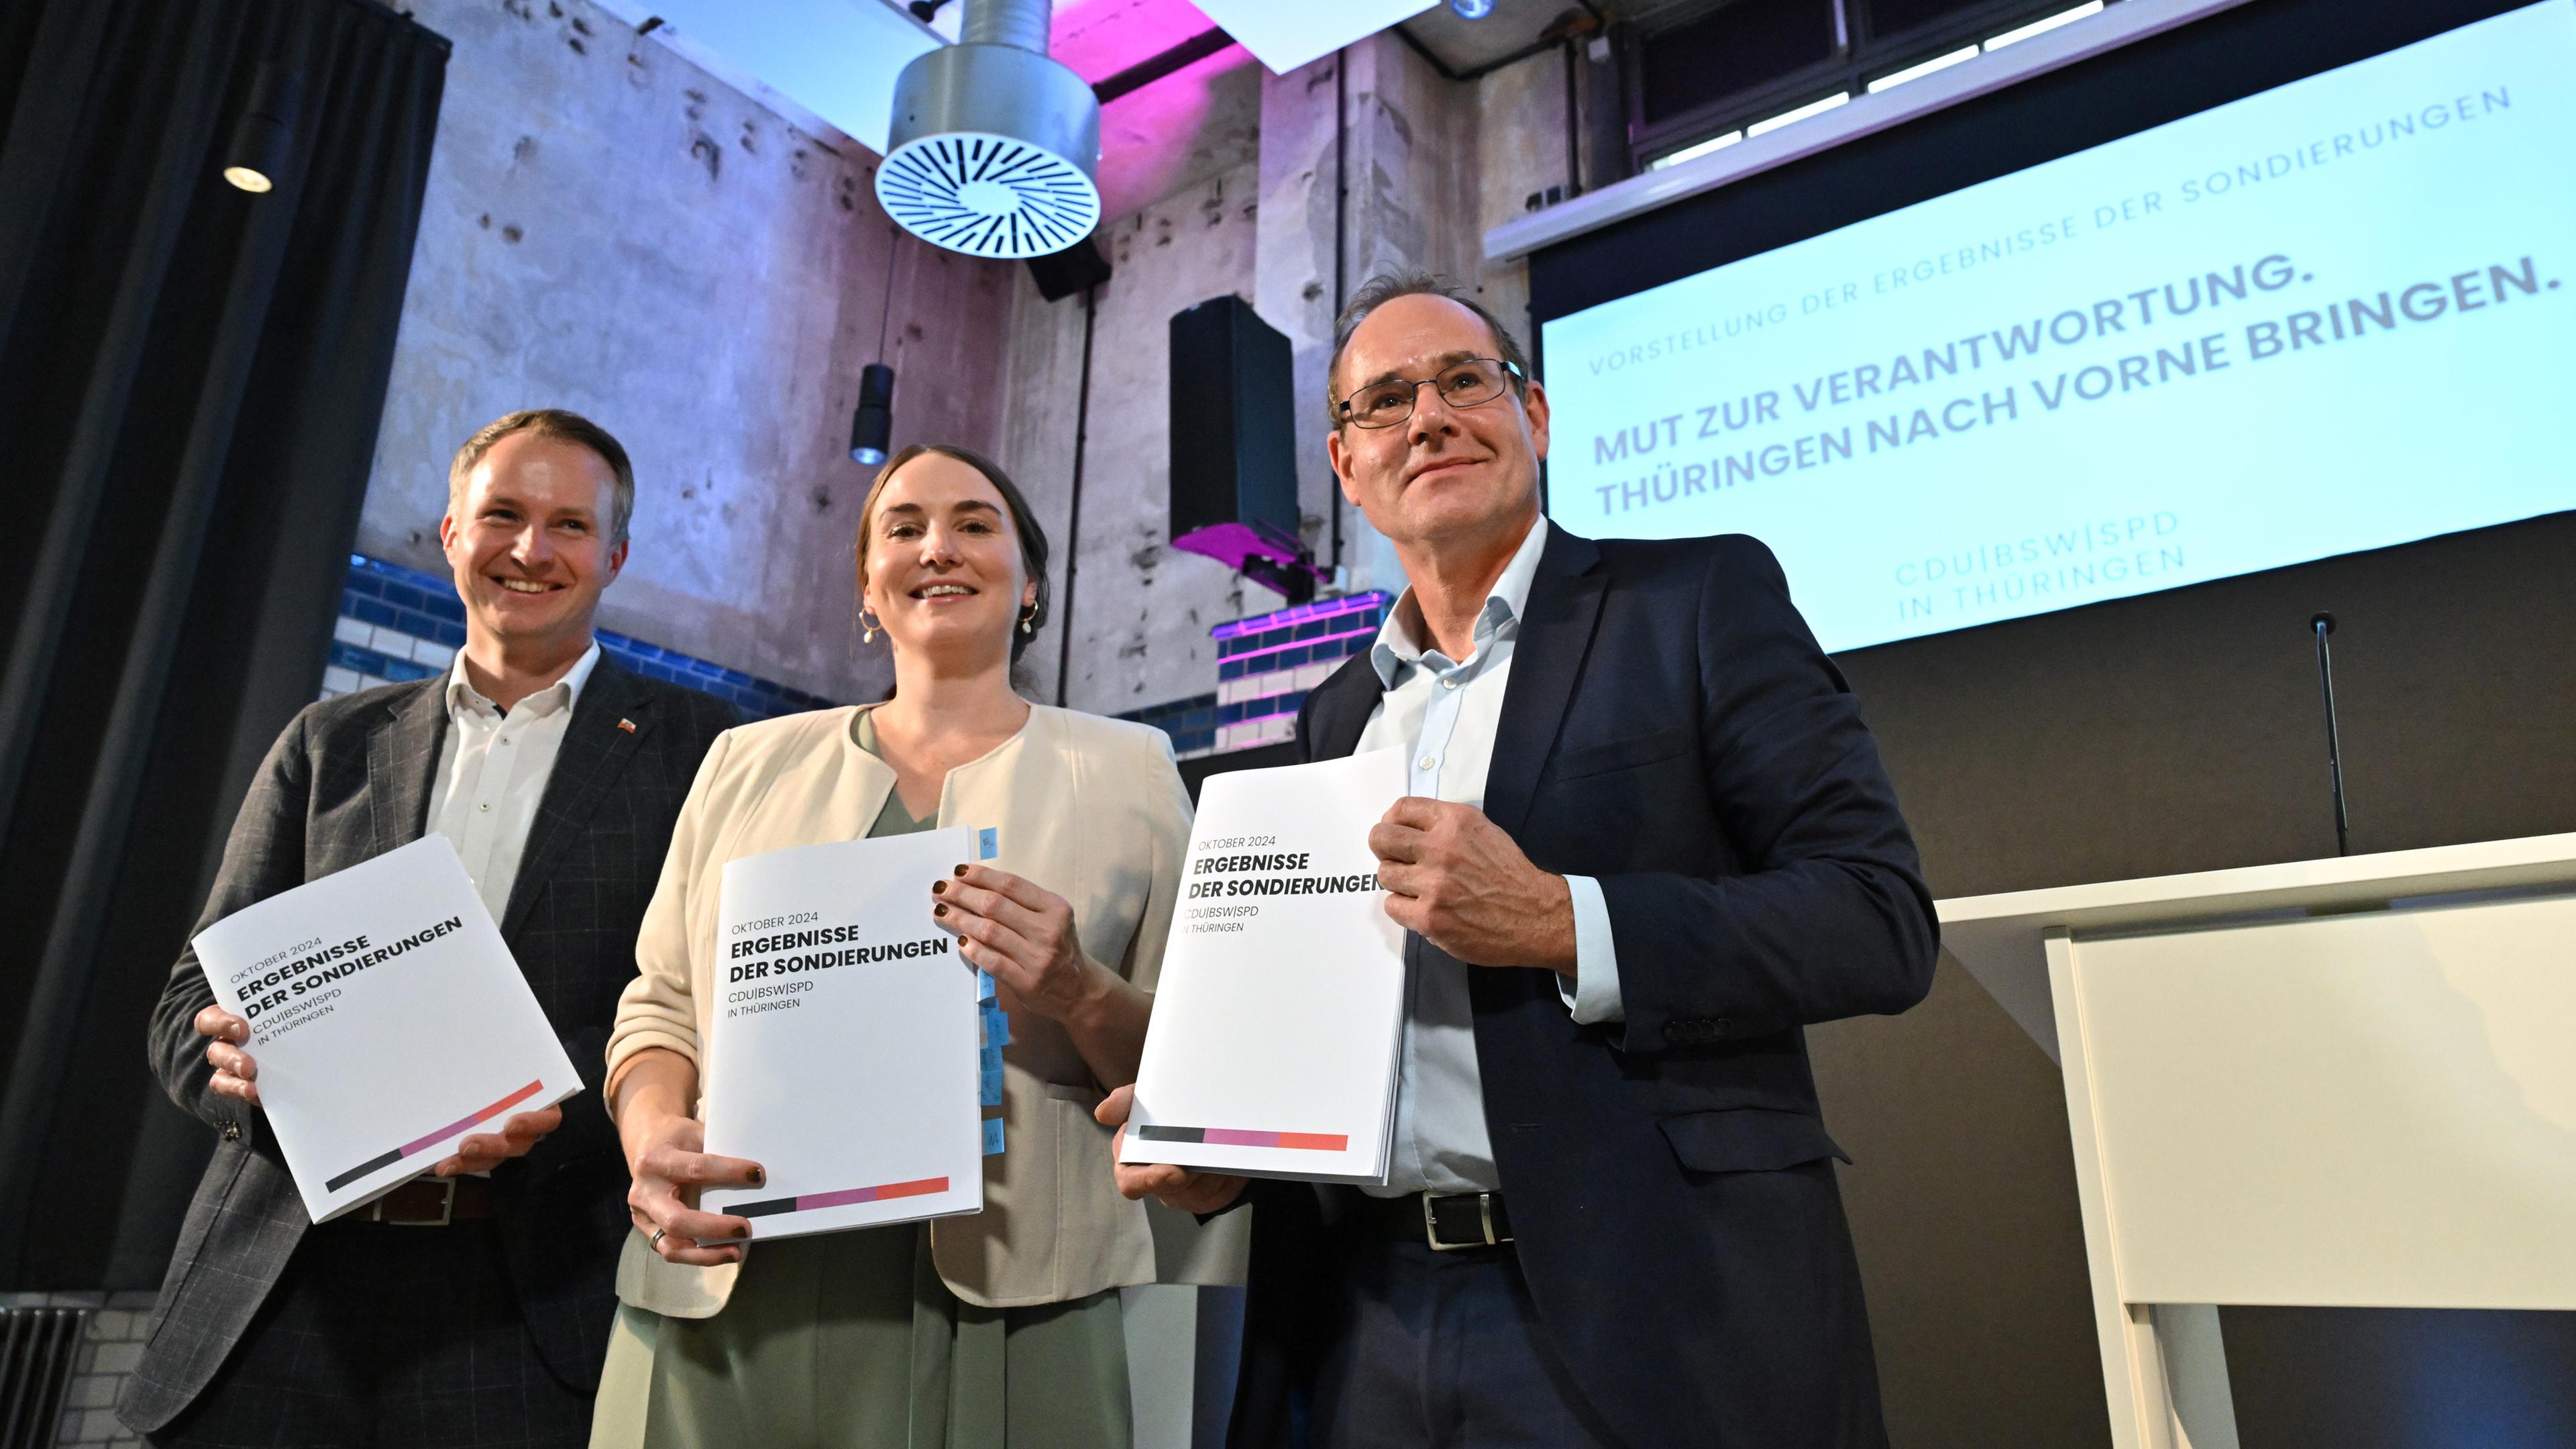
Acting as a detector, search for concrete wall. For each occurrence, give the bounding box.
[1090,37,1264,223]
[361,0,1015,706]
[999,162,1266,713]
[1000,38,1576,715]
[1470,48,1574,356]
[360,5,1576,717]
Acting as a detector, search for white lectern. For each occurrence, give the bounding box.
[1939,834,2576,1449]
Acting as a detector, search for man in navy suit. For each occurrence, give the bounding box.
[1106,270,1938,1449]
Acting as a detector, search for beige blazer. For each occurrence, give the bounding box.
[605,702,1243,1316]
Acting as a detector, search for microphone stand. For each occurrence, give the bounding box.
[2310,612,2350,857]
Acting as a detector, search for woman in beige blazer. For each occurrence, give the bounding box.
[594,444,1221,1449]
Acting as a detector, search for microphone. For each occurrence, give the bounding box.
[2309,612,2350,857]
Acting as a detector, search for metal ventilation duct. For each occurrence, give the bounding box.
[877,0,1102,260]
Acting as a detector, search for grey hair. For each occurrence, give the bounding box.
[1323,270,1533,430]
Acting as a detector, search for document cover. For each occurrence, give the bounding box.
[1123,748,1408,1183]
[192,836,583,1222]
[700,828,984,1238]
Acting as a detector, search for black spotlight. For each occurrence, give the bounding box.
[222,62,301,195]
[850,364,896,466]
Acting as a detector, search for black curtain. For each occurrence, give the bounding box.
[0,0,447,1288]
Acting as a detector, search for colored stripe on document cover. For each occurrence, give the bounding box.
[732,1176,951,1218]
[324,1079,545,1190]
[1134,1125,1349,1151]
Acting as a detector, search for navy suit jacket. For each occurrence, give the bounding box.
[1228,526,1938,1449]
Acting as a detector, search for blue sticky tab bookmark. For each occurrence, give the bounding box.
[975,969,996,1003]
[978,828,998,861]
[979,1034,1003,1075]
[980,1063,1004,1108]
[982,1117,1006,1155]
[988,1012,1011,1048]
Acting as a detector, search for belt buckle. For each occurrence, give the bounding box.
[1422,1191,1499,1252]
[391,1178,455,1228]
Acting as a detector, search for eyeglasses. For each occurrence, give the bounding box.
[1336,358,1524,429]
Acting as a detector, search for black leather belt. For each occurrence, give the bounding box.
[1355,1190,1513,1250]
[334,1176,496,1226]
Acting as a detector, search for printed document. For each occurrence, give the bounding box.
[193,835,582,1222]
[701,828,984,1237]
[1124,747,1407,1183]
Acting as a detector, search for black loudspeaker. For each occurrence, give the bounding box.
[1026,234,1112,302]
[1169,294,1298,537]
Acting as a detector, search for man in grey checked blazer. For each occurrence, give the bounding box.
[121,411,738,1447]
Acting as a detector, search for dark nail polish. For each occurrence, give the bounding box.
[954,863,968,876]
[930,880,946,895]
[933,902,948,917]
[747,1167,765,1187]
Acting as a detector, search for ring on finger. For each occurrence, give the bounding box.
[650,1228,666,1248]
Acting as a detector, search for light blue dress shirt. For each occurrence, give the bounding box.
[1355,517,1623,1198]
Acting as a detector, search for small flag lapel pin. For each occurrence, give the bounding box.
[617,718,637,733]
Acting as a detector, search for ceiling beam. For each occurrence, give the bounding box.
[1093,27,1241,105]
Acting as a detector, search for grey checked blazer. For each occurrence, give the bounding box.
[119,653,737,1432]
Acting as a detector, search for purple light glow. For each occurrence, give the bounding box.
[1210,590,1395,640]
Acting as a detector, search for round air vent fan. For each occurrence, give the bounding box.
[879,0,1102,260]
[878,132,1100,259]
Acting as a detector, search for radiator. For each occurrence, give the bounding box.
[0,1308,89,1449]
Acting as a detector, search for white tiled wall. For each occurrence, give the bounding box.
[324,613,458,696]
[3,1290,155,1448]
[1216,712,1299,751]
[1215,660,1338,708]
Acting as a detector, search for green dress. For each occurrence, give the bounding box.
[633,712,1132,1449]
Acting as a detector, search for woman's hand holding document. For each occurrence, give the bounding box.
[1120,747,1410,1184]
[189,836,582,1222]
[696,828,987,1239]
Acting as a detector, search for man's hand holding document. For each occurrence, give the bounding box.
[1121,747,1409,1183]
[191,836,582,1222]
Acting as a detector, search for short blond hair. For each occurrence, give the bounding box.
[447,409,636,545]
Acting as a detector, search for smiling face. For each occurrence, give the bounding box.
[1326,292,1551,553]
[438,430,625,659]
[859,451,1038,674]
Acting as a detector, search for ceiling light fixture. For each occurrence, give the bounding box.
[221,62,299,194]
[851,364,897,466]
[877,0,1101,260]
[853,235,902,466]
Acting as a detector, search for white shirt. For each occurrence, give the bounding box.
[425,643,602,923]
[1356,517,1623,1198]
